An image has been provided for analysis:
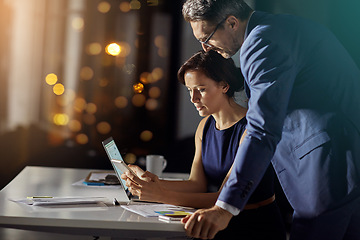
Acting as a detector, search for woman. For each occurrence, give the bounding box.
[122,50,286,239]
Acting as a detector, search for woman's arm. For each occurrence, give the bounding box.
[122,117,210,201]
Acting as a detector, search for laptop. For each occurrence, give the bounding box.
[102,137,148,203]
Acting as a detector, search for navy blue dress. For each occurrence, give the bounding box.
[201,116,286,239]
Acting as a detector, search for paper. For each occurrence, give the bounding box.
[72,179,121,188]
[10,197,109,206]
[121,204,195,217]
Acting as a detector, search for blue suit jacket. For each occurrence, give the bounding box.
[218,11,360,218]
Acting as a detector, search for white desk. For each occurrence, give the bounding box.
[0,166,189,239]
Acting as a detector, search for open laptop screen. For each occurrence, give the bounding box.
[102,137,128,191]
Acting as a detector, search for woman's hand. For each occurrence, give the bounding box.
[121,166,165,202]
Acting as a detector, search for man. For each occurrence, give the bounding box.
[181,0,360,239]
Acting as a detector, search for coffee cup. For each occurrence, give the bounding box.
[146,155,167,176]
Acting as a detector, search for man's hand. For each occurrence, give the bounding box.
[181,205,233,239]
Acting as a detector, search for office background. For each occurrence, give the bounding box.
[0,0,359,191]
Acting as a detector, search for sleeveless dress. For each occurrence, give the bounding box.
[201,116,286,240]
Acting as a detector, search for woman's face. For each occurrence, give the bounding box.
[184,70,228,117]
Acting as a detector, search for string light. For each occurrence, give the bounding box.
[105,43,121,56]
[45,73,58,85]
[133,82,144,93]
[53,83,65,95]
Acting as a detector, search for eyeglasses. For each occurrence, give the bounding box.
[199,18,226,48]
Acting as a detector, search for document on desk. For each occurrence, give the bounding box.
[10,197,109,206]
[121,204,195,217]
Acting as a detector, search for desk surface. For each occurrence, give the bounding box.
[0,166,188,238]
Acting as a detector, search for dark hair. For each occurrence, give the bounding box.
[177,50,244,98]
[182,0,253,25]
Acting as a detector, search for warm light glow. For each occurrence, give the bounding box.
[76,133,89,145]
[86,103,97,114]
[97,121,111,134]
[146,99,158,111]
[148,86,161,98]
[115,96,128,109]
[154,35,166,48]
[74,98,87,113]
[68,120,82,132]
[124,153,136,164]
[151,68,163,82]
[80,66,94,80]
[105,43,121,56]
[57,89,76,107]
[86,42,102,55]
[53,113,69,126]
[98,1,111,13]
[130,0,141,9]
[118,42,131,57]
[119,2,131,12]
[133,82,144,93]
[132,94,146,107]
[45,73,58,85]
[140,130,153,142]
[72,17,84,31]
[140,72,152,84]
[53,83,65,95]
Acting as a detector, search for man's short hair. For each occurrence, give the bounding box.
[182,0,253,25]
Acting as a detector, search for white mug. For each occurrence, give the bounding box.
[146,155,167,176]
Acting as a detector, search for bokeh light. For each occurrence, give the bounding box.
[132,94,146,107]
[76,133,89,145]
[119,2,131,12]
[86,103,97,114]
[148,86,161,98]
[140,72,152,84]
[133,82,144,93]
[124,153,137,164]
[154,35,166,48]
[151,67,163,82]
[118,42,131,57]
[53,83,65,95]
[98,1,111,13]
[68,119,82,132]
[53,113,69,126]
[57,89,76,107]
[130,0,141,9]
[96,121,111,134]
[115,96,128,109]
[80,66,94,80]
[140,130,153,142]
[74,97,87,113]
[86,42,102,55]
[72,17,84,31]
[105,43,121,56]
[45,73,58,85]
[146,99,158,111]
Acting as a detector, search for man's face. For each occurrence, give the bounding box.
[190,19,241,59]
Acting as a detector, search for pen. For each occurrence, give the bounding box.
[113,198,120,206]
[27,196,53,199]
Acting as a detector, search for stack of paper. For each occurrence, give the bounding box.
[121,204,195,217]
[10,197,109,206]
